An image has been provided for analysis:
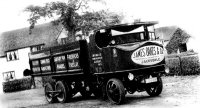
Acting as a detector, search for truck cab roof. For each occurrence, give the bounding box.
[93,21,158,48]
[96,21,158,32]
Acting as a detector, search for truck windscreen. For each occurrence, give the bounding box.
[109,25,155,45]
[95,24,156,47]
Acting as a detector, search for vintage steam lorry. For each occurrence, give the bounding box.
[26,21,167,104]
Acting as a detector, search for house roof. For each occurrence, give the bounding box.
[0,23,62,56]
[98,21,158,32]
[155,26,191,43]
[155,26,178,41]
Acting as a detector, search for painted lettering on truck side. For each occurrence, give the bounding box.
[131,45,164,65]
[67,53,80,69]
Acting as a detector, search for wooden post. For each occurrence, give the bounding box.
[177,55,182,75]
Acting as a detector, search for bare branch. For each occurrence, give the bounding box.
[75,0,83,10]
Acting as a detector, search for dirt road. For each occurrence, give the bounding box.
[1,75,200,108]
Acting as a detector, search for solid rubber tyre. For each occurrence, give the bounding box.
[146,77,163,96]
[55,81,71,103]
[106,78,125,104]
[44,83,56,103]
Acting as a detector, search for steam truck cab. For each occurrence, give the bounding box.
[27,21,167,104]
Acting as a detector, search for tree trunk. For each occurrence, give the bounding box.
[67,28,76,42]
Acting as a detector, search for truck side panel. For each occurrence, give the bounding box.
[29,40,90,76]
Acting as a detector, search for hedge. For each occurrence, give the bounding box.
[3,77,32,93]
[42,76,55,85]
[165,52,200,75]
[181,54,200,75]
[165,57,181,75]
[32,76,55,88]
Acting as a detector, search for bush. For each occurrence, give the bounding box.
[165,52,200,75]
[181,55,200,75]
[165,57,181,75]
[32,76,55,88]
[3,77,32,93]
[33,77,43,88]
[42,76,55,86]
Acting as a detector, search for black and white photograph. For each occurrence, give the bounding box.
[0,0,200,108]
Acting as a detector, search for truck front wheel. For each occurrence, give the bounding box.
[145,77,163,96]
[106,78,125,104]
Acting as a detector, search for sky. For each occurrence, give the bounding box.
[0,0,199,35]
[0,0,200,49]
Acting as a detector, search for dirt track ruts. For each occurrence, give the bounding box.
[1,75,200,108]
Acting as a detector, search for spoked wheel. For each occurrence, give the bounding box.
[55,81,71,103]
[146,77,163,97]
[44,83,56,103]
[106,78,125,104]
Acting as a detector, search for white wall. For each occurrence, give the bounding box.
[57,29,68,44]
[187,37,200,60]
[0,47,31,93]
[187,37,198,52]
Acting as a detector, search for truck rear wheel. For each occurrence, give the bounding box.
[146,77,163,96]
[55,81,71,103]
[44,83,56,103]
[106,78,125,104]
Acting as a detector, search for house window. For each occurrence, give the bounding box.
[2,71,15,81]
[61,38,67,45]
[31,45,44,52]
[6,50,19,61]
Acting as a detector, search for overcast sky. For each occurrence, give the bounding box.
[0,0,200,39]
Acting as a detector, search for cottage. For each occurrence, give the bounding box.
[0,23,66,86]
[155,26,191,55]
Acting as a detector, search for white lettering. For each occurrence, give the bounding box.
[32,67,40,72]
[131,45,164,65]
[54,56,65,62]
[32,61,39,66]
[41,66,51,71]
[67,53,79,60]
[40,59,50,64]
[56,64,66,69]
[68,62,79,68]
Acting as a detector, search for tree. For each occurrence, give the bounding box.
[24,0,123,42]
